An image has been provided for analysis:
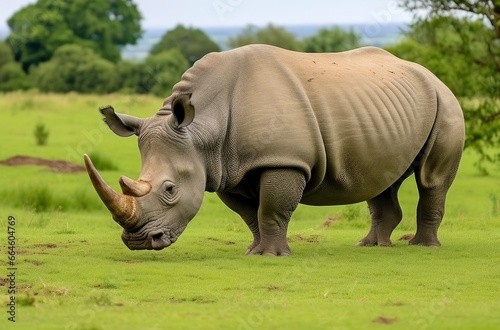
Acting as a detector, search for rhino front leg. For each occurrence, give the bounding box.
[248,168,306,256]
[216,192,260,253]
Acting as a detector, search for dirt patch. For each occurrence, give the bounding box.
[207,237,236,245]
[373,316,398,324]
[321,215,341,228]
[120,259,142,264]
[267,285,281,291]
[399,234,415,241]
[28,260,44,266]
[45,287,70,296]
[33,243,58,248]
[0,155,85,173]
[289,233,322,243]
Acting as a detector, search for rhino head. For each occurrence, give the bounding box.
[84,94,205,250]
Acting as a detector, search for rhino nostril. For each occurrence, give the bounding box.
[151,231,164,241]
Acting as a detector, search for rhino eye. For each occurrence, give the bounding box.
[160,181,178,205]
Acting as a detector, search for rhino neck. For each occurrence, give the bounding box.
[187,118,228,193]
[171,51,241,193]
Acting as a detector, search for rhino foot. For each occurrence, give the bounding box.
[356,235,392,247]
[245,239,291,256]
[244,239,260,255]
[409,235,441,247]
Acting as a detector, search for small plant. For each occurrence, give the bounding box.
[89,292,112,306]
[17,292,37,307]
[490,193,500,217]
[34,123,49,146]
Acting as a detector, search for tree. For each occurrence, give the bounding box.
[385,17,491,98]
[30,44,118,94]
[302,27,362,53]
[0,42,29,91]
[150,25,220,65]
[7,0,142,71]
[141,49,190,96]
[115,60,147,94]
[227,24,301,50]
[400,0,500,172]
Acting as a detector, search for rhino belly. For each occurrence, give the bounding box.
[300,157,415,206]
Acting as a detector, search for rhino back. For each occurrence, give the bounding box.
[173,45,447,203]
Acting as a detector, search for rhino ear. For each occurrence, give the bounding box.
[99,106,143,137]
[171,94,195,128]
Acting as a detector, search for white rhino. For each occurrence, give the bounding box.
[84,44,465,256]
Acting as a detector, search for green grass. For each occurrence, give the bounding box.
[1,92,500,329]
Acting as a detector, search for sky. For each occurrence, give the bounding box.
[0,0,413,31]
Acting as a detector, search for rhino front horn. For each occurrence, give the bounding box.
[83,154,139,229]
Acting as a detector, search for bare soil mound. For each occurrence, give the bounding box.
[0,155,85,173]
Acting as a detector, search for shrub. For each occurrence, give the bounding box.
[0,61,30,91]
[150,25,220,65]
[302,27,362,52]
[227,24,301,50]
[0,41,26,92]
[34,123,49,146]
[30,44,118,94]
[0,41,14,66]
[115,60,147,94]
[141,49,190,96]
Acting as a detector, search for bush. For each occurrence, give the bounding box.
[115,60,147,94]
[0,61,30,91]
[150,25,220,65]
[142,49,190,96]
[227,24,301,50]
[34,123,49,146]
[0,41,14,66]
[302,27,362,53]
[30,44,118,94]
[385,39,489,98]
[0,41,30,91]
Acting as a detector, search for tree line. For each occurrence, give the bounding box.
[0,0,499,168]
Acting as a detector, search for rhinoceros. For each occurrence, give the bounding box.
[84,44,464,256]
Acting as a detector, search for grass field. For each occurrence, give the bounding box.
[1,92,500,329]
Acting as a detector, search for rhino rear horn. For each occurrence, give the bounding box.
[120,176,152,197]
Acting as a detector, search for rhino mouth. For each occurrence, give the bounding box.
[121,227,183,250]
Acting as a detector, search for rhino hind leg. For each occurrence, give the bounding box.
[248,168,306,256]
[410,187,446,247]
[410,142,463,247]
[357,183,403,247]
[410,103,464,247]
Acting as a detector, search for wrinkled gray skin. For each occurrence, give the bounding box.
[85,45,465,256]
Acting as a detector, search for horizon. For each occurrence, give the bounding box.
[0,21,408,40]
[0,0,413,31]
